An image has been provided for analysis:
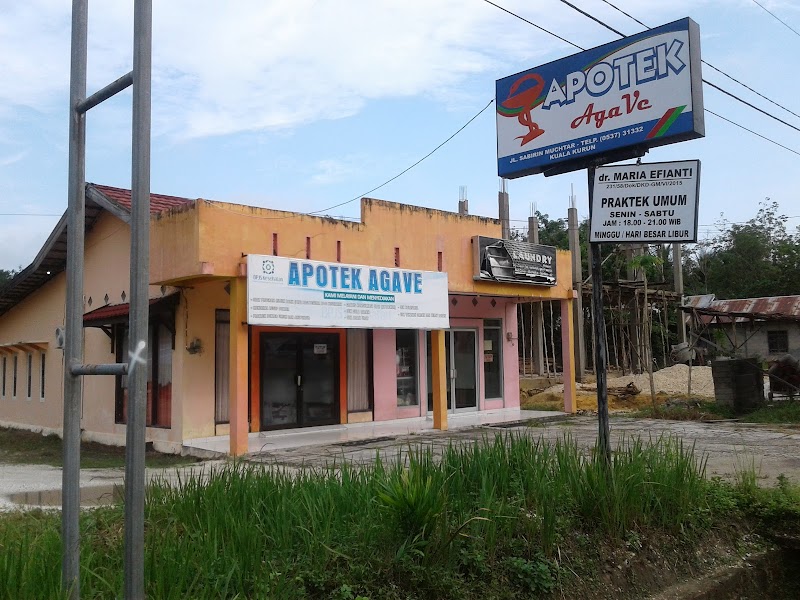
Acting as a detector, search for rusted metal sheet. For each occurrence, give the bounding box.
[684,294,800,323]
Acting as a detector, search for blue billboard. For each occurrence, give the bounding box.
[496,18,704,178]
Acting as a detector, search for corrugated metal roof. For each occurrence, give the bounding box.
[683,294,800,323]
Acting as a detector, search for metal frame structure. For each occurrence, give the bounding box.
[62,1,151,598]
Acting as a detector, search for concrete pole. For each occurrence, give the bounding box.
[560,299,577,413]
[431,329,448,430]
[498,178,510,239]
[673,243,686,344]
[229,275,249,455]
[568,206,586,380]
[528,215,545,375]
[62,1,87,596]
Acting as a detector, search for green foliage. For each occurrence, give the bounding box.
[0,268,17,289]
[684,200,800,298]
[0,434,720,599]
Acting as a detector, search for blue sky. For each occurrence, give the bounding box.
[1,0,799,271]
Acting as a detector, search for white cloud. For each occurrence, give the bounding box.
[311,158,361,186]
[0,151,28,167]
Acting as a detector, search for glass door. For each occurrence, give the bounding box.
[261,334,299,429]
[426,329,478,413]
[260,332,339,429]
[452,330,478,411]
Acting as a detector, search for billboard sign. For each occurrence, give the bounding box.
[473,236,557,286]
[590,159,700,243]
[496,18,703,178]
[247,255,450,329]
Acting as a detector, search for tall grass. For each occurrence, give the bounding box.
[0,434,713,599]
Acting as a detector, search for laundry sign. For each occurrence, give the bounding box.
[247,255,450,329]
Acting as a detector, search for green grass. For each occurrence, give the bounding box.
[625,400,800,424]
[0,426,200,469]
[0,433,730,599]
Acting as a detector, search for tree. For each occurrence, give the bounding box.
[684,201,800,299]
[0,268,17,289]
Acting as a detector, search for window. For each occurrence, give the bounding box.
[115,324,173,427]
[12,354,18,398]
[484,320,503,399]
[26,353,32,399]
[396,330,418,406]
[767,330,789,354]
[214,310,230,424]
[40,352,46,401]
[1,356,6,398]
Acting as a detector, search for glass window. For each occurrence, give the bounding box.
[214,310,230,424]
[1,356,6,397]
[13,354,18,398]
[40,352,46,400]
[767,330,789,354]
[115,324,173,428]
[396,330,418,406]
[484,321,503,399]
[27,353,32,399]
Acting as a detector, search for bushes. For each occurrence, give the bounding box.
[0,433,715,599]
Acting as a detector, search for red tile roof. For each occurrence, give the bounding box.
[83,294,178,324]
[91,184,194,215]
[684,294,800,323]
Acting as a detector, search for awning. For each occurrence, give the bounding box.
[0,341,49,355]
[83,293,179,327]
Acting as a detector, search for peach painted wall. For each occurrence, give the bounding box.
[176,279,231,441]
[151,199,573,303]
[0,212,183,449]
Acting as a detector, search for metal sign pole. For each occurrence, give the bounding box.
[124,0,152,597]
[62,1,88,596]
[587,165,611,462]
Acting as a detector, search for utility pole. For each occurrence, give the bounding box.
[498,178,510,239]
[528,207,545,375]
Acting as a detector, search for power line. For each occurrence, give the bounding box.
[553,0,800,137]
[309,98,495,215]
[705,109,800,156]
[751,0,800,38]
[599,0,800,122]
[0,213,61,217]
[210,97,496,221]
[481,0,583,50]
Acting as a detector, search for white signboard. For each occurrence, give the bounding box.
[247,255,450,329]
[590,160,700,243]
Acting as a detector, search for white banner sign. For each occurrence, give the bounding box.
[590,159,700,243]
[247,255,450,329]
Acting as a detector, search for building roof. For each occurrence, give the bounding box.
[683,294,800,323]
[0,184,195,318]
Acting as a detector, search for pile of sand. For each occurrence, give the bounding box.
[604,364,714,398]
[541,364,715,398]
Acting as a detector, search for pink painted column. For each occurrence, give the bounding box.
[560,298,577,413]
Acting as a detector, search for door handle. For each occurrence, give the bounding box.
[296,375,302,387]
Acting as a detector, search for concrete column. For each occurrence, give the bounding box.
[431,329,448,430]
[560,299,577,413]
[499,179,510,239]
[568,207,586,379]
[527,215,545,375]
[229,276,249,455]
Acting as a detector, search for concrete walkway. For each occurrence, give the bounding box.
[3,415,800,510]
[240,416,800,486]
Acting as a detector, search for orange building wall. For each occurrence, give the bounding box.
[151,199,573,303]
